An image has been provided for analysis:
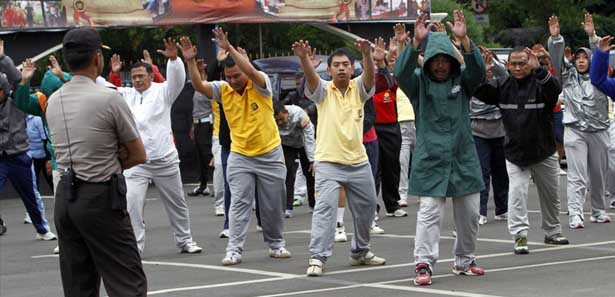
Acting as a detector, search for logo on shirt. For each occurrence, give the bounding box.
[356,109,363,121]
[251,103,259,111]
[384,92,391,103]
[451,85,461,95]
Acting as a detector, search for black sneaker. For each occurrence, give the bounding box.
[187,186,206,197]
[0,217,6,235]
[544,233,569,245]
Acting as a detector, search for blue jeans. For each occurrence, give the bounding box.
[473,136,508,216]
[0,152,50,234]
[222,146,261,229]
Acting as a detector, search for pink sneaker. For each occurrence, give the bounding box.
[413,263,432,286]
[453,261,485,276]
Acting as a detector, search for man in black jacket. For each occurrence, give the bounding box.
[474,47,569,255]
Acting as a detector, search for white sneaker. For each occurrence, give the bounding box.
[222,251,242,266]
[180,242,203,254]
[452,229,457,238]
[306,258,324,276]
[335,223,347,242]
[215,206,225,216]
[24,213,32,224]
[36,232,57,241]
[494,213,508,221]
[559,169,567,176]
[398,199,408,207]
[219,229,229,238]
[269,247,292,258]
[256,225,262,232]
[569,214,585,229]
[385,209,408,217]
[370,225,385,235]
[284,209,293,218]
[590,213,611,223]
[53,246,59,254]
[479,215,487,225]
[349,251,386,266]
[203,187,211,196]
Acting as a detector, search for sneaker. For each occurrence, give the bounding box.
[569,214,585,229]
[544,233,569,245]
[256,225,262,232]
[413,263,432,286]
[559,169,567,176]
[284,209,293,218]
[385,209,408,217]
[398,199,408,207]
[494,213,508,221]
[180,242,203,254]
[219,229,229,238]
[203,187,211,196]
[479,215,487,225]
[53,246,59,254]
[452,229,457,238]
[610,200,615,209]
[335,223,347,242]
[187,186,206,197]
[0,218,6,236]
[452,260,485,276]
[513,236,529,254]
[349,251,386,266]
[269,247,292,258]
[590,213,611,223]
[24,213,32,224]
[370,224,385,235]
[293,199,303,207]
[222,251,242,266]
[215,206,225,216]
[36,232,57,241]
[306,258,324,277]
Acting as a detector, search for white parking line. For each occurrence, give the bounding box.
[142,260,297,278]
[365,283,503,297]
[527,210,615,216]
[148,276,297,295]
[256,284,363,297]
[371,233,548,246]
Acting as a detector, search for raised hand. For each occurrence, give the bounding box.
[292,40,312,59]
[393,23,410,44]
[388,37,398,53]
[236,46,249,59]
[433,22,445,33]
[196,59,206,73]
[548,15,560,37]
[0,39,4,58]
[157,38,178,60]
[48,55,64,79]
[212,28,231,51]
[525,48,540,70]
[446,10,467,40]
[308,47,321,68]
[216,49,228,62]
[20,58,36,84]
[564,47,573,62]
[355,38,372,56]
[110,54,122,73]
[582,12,595,36]
[178,36,198,60]
[597,35,614,52]
[413,13,430,46]
[373,37,386,64]
[141,49,153,65]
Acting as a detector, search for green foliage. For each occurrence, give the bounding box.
[432,0,489,46]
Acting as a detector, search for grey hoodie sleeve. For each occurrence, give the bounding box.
[0,55,22,88]
[548,35,566,83]
[491,58,508,80]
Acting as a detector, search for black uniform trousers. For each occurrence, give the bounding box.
[55,181,147,297]
[194,121,213,189]
[282,145,315,209]
[375,123,402,213]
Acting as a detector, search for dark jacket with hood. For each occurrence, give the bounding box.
[394,32,485,198]
[474,53,562,167]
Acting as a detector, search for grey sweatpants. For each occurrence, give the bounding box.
[226,146,287,254]
[507,154,562,238]
[398,121,416,201]
[212,135,224,209]
[125,153,195,253]
[414,193,480,269]
[608,122,615,203]
[564,127,609,218]
[309,161,377,262]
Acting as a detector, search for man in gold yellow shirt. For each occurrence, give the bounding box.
[179,30,290,266]
[293,40,386,277]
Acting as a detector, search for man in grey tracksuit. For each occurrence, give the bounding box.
[548,19,611,228]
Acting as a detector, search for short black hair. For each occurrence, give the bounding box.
[129,62,153,73]
[508,46,528,61]
[327,48,355,66]
[220,55,263,71]
[273,99,287,115]
[62,48,99,72]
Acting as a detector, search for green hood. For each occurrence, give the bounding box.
[423,32,461,79]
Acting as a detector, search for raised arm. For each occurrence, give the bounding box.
[178,36,214,99]
[583,13,601,51]
[393,14,431,101]
[356,38,374,93]
[157,38,186,104]
[14,58,44,116]
[211,28,266,89]
[590,36,615,98]
[108,54,123,87]
[547,15,567,82]
[447,10,485,95]
[293,40,320,95]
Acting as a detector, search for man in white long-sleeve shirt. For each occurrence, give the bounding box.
[273,101,316,218]
[108,38,202,254]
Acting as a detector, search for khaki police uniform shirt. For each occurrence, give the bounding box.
[46,75,140,183]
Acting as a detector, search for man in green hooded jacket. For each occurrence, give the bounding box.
[394,10,485,286]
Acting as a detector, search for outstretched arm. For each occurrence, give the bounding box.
[178,36,214,99]
[157,38,186,105]
[212,28,267,89]
[590,36,615,98]
[293,40,322,100]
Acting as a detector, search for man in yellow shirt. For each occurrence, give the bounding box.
[179,30,290,266]
[293,40,386,277]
